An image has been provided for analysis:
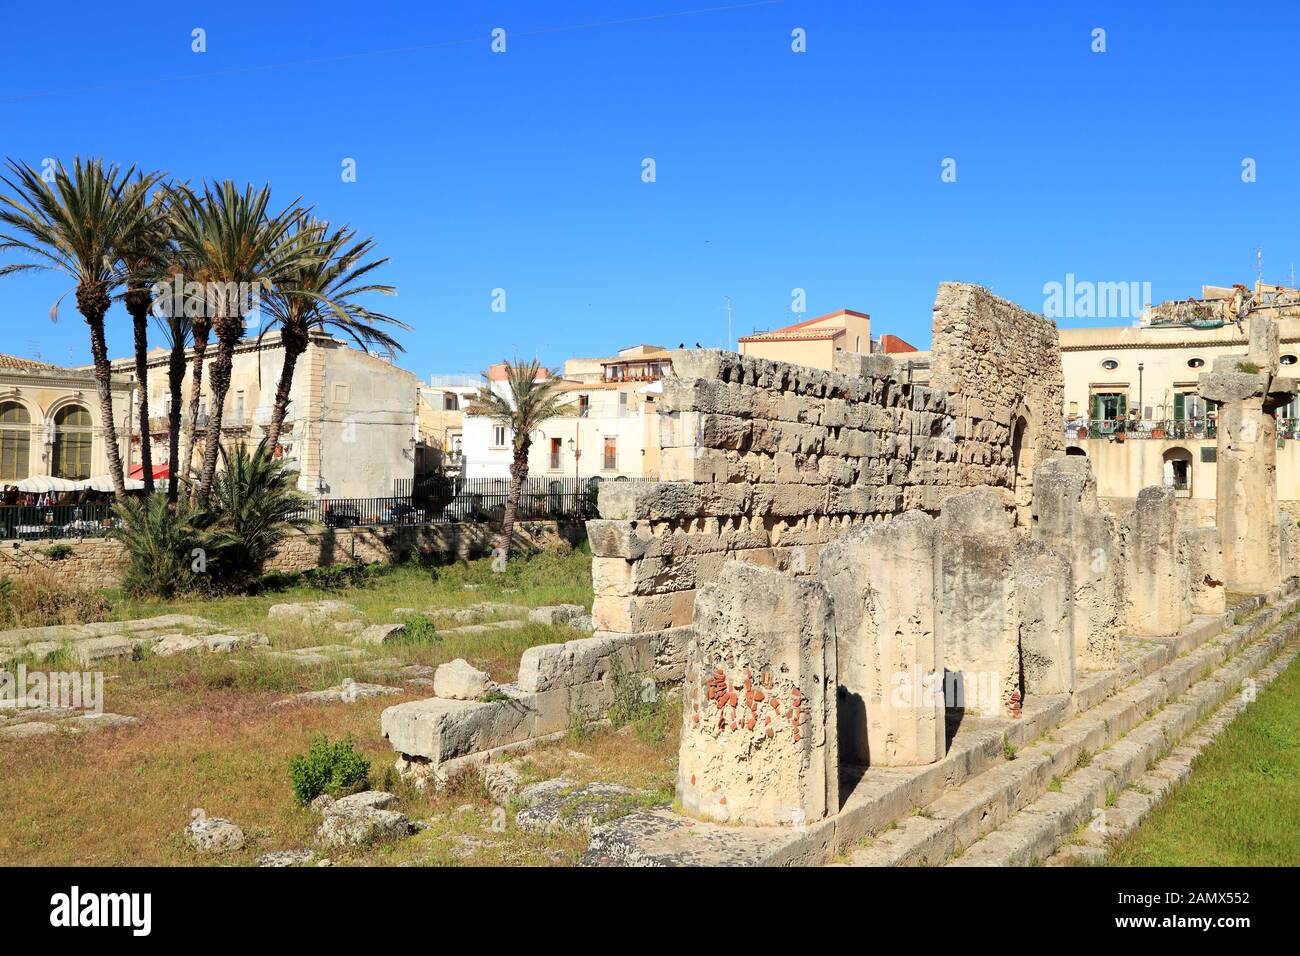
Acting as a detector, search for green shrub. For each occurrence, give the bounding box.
[43,544,74,561]
[113,493,212,599]
[289,734,371,806]
[206,441,312,592]
[0,571,110,627]
[390,612,439,645]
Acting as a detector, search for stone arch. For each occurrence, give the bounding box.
[1162,445,1193,497]
[1010,402,1037,526]
[1065,445,1088,456]
[50,400,94,480]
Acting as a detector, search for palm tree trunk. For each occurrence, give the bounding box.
[126,290,155,494]
[264,335,304,452]
[498,440,530,556]
[165,336,186,503]
[179,320,211,495]
[77,287,128,501]
[198,324,240,501]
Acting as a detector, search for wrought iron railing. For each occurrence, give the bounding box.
[0,504,119,541]
[1065,419,1218,440]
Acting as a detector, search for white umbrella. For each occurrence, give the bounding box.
[15,475,80,494]
[78,475,145,493]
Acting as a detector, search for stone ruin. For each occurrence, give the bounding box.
[592,282,1283,830]
[380,282,1291,846]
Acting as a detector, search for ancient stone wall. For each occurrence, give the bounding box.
[592,283,1065,637]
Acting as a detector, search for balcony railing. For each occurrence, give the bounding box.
[1065,419,1218,440]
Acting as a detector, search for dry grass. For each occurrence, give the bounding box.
[0,546,641,867]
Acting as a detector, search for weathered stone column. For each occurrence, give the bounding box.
[1199,315,1297,592]
[1122,486,1192,636]
[936,487,1020,716]
[678,562,838,826]
[1011,539,1075,697]
[819,511,945,768]
[1179,527,1227,616]
[1031,456,1121,670]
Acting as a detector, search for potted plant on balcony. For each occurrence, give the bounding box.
[1151,423,1165,439]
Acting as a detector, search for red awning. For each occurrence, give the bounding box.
[129,463,171,480]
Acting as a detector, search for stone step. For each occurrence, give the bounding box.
[847,589,1298,866]
[944,608,1300,867]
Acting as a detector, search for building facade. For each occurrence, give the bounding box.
[112,332,422,498]
[738,309,919,371]
[1059,282,1300,513]
[0,354,133,485]
[459,347,667,482]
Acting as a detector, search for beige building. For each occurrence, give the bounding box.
[0,353,133,485]
[418,377,479,476]
[738,308,920,371]
[529,345,669,481]
[112,332,423,498]
[1060,282,1300,512]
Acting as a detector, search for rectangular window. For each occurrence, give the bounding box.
[603,436,617,471]
[1089,392,1127,431]
[618,392,628,418]
[234,390,245,425]
[578,395,590,418]
[0,430,30,481]
[333,383,351,404]
[550,437,562,470]
[53,433,92,480]
[493,425,506,448]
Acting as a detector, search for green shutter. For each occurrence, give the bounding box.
[1174,393,1185,421]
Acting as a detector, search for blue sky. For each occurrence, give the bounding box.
[1,0,1297,378]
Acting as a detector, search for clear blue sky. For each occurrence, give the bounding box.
[2,0,1297,377]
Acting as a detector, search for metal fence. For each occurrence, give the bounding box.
[0,504,119,541]
[0,475,648,539]
[299,475,646,529]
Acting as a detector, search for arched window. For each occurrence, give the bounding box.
[0,401,31,481]
[52,405,93,480]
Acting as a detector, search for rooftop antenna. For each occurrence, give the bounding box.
[724,295,733,351]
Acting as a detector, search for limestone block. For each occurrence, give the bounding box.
[354,623,406,646]
[937,487,1019,716]
[1280,513,1300,581]
[1122,486,1192,636]
[1031,456,1122,670]
[592,591,693,633]
[70,635,132,665]
[185,813,245,853]
[1011,539,1074,697]
[433,659,494,700]
[1180,527,1228,616]
[678,562,838,826]
[381,697,530,764]
[819,510,945,768]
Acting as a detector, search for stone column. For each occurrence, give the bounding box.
[678,562,838,826]
[1012,538,1075,697]
[819,511,945,768]
[1199,316,1297,592]
[936,487,1020,716]
[1031,456,1121,670]
[1122,486,1192,636]
[1179,527,1227,616]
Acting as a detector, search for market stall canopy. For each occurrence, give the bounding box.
[15,475,81,494]
[78,475,145,492]
[129,463,171,480]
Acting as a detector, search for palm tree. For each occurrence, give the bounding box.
[117,179,171,495]
[258,219,405,452]
[466,359,570,556]
[206,440,311,591]
[167,181,314,501]
[152,303,192,502]
[0,157,159,499]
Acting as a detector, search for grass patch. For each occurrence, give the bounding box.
[1106,652,1300,866]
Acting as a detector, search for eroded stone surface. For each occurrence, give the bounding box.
[433,659,494,700]
[678,562,838,826]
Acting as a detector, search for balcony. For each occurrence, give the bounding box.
[1065,419,1217,441]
